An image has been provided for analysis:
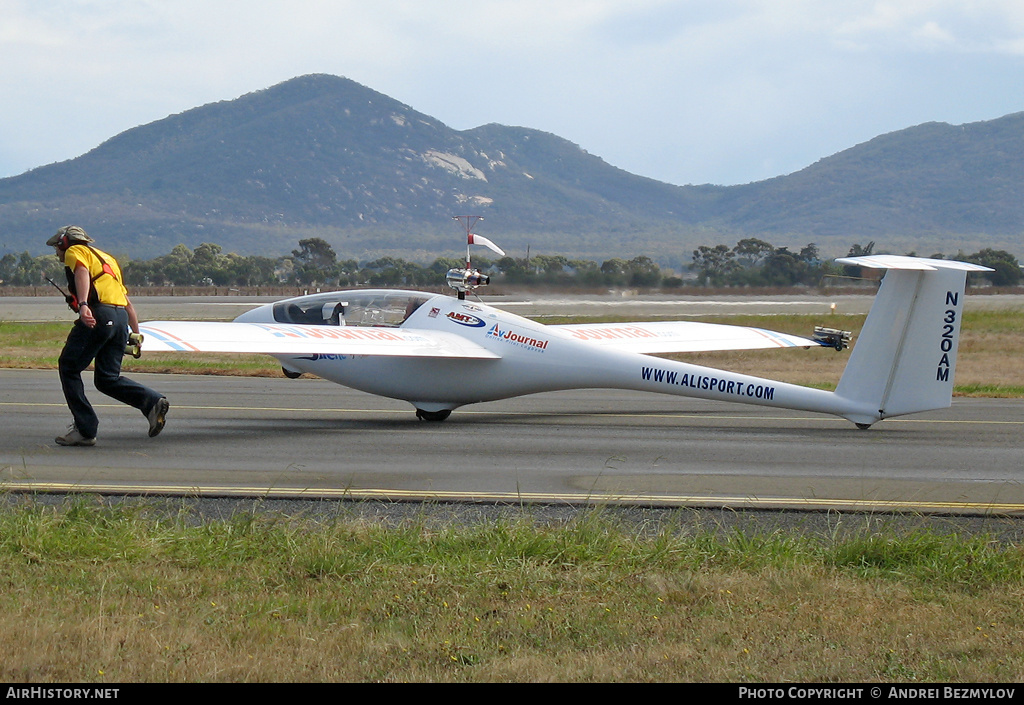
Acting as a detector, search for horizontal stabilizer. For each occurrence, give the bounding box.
[836,254,993,272]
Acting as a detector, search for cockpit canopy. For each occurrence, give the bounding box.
[272,290,432,328]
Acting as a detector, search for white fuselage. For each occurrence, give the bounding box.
[234,289,863,419]
[144,256,988,428]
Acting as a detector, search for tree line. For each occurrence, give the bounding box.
[2,237,1020,290]
[691,239,1022,287]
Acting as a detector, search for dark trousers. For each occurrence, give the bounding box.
[58,305,162,438]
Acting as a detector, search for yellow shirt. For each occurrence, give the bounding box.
[63,245,129,307]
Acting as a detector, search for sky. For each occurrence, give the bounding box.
[2,0,1024,187]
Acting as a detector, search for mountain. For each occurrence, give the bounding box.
[1,74,1021,262]
[717,114,1024,254]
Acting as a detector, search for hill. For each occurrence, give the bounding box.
[717,114,1024,256]
[0,74,1021,262]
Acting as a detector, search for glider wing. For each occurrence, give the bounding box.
[550,320,824,354]
[139,321,501,359]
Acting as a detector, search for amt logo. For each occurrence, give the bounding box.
[446,311,486,327]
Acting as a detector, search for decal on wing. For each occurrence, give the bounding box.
[139,321,501,359]
[550,321,823,354]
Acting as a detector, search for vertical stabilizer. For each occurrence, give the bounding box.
[834,255,991,425]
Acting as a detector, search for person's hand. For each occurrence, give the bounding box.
[79,303,96,328]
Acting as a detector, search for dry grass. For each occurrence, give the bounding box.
[948,310,1024,394]
[0,502,1021,682]
[1,310,1021,395]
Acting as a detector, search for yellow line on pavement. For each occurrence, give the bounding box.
[4,481,1024,516]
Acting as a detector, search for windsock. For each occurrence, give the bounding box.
[468,233,505,257]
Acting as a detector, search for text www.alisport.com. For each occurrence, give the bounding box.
[641,366,776,400]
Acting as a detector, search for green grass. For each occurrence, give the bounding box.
[958,308,1024,332]
[0,500,1022,682]
[0,321,280,375]
[955,383,1024,398]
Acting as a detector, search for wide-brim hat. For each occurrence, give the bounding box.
[46,225,94,247]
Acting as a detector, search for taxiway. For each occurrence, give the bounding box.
[2,369,1022,515]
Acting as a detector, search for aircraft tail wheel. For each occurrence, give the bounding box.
[282,367,302,379]
[416,408,452,422]
[855,423,872,430]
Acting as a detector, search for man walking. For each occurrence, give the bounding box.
[48,226,169,446]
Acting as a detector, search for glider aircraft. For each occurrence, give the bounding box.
[139,234,991,429]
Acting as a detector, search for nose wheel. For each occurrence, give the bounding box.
[416,408,452,422]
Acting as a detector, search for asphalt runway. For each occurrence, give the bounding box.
[2,368,1022,515]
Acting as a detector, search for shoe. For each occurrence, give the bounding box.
[147,397,169,437]
[56,424,96,447]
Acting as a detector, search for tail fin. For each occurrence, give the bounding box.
[834,255,992,425]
